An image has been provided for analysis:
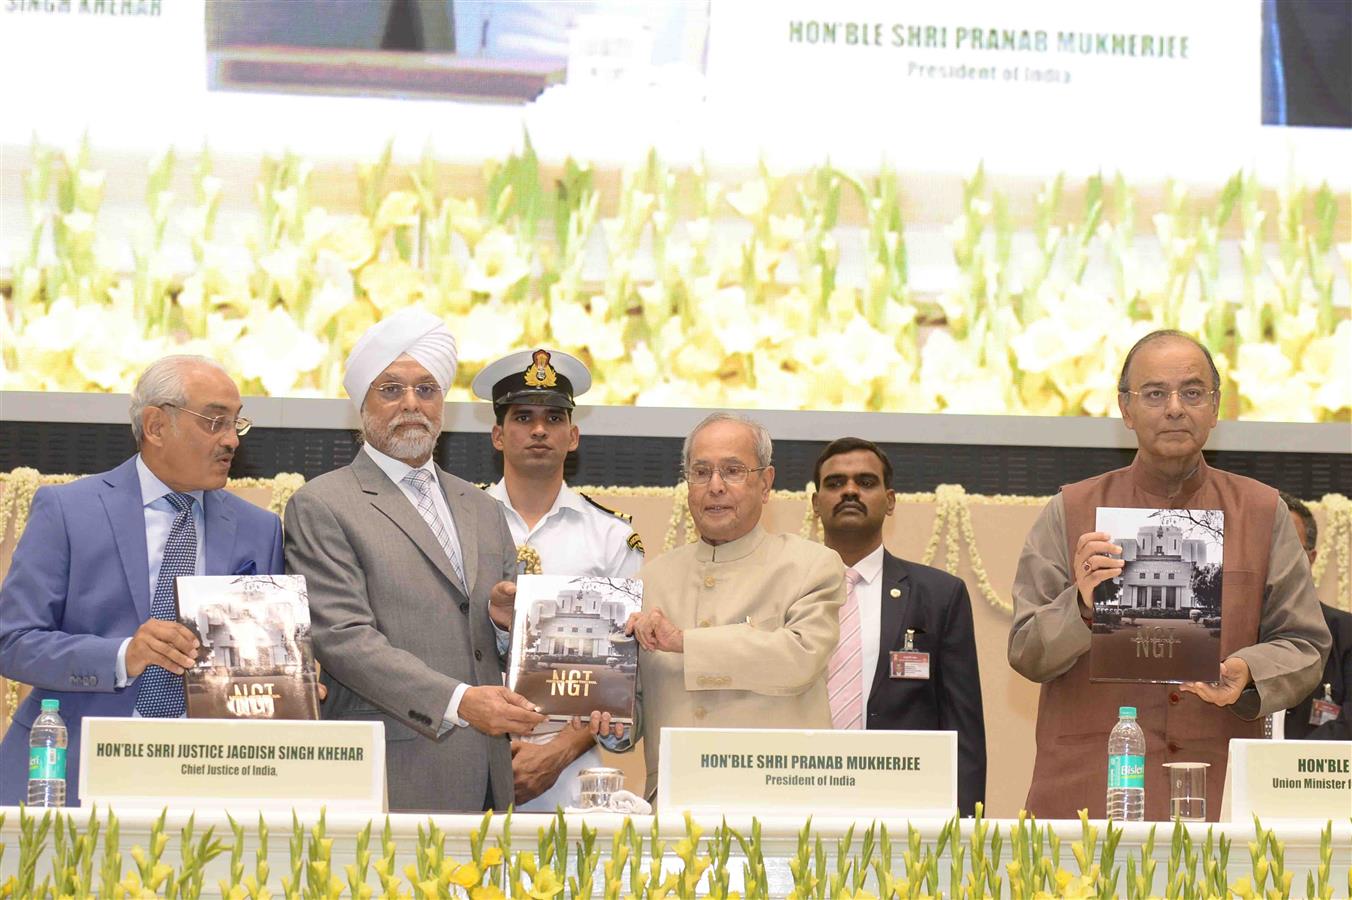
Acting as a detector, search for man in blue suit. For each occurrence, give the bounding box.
[0,355,283,805]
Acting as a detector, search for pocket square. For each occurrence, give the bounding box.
[233,560,257,576]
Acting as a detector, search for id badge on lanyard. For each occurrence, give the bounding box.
[1310,683,1341,726]
[889,628,930,680]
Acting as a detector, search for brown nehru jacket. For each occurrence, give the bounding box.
[1011,457,1329,821]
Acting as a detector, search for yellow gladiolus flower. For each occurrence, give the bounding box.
[75,168,106,211]
[448,301,524,365]
[444,196,486,246]
[359,260,426,313]
[1231,341,1318,423]
[526,868,565,899]
[306,252,357,333]
[374,191,421,233]
[233,306,327,396]
[726,180,768,220]
[450,862,481,888]
[463,228,530,300]
[470,887,506,900]
[549,300,625,363]
[307,209,378,269]
[72,308,166,391]
[1304,320,1352,415]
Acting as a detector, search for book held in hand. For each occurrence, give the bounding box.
[507,575,641,723]
[1090,507,1224,684]
[174,574,320,719]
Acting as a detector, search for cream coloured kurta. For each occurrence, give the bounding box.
[636,525,845,797]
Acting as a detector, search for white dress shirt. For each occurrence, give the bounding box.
[848,544,886,724]
[486,479,643,579]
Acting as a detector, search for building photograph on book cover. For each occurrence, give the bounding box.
[174,574,320,719]
[510,575,640,723]
[1090,507,1224,684]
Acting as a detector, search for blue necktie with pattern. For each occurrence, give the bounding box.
[135,491,195,717]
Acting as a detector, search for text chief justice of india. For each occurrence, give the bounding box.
[1008,329,1329,821]
[284,307,547,813]
[0,355,283,806]
[621,412,845,800]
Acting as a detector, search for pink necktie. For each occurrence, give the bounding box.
[828,567,864,729]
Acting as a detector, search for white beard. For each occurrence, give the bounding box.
[363,409,437,462]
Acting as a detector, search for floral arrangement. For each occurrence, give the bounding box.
[2,138,1347,421]
[2,806,1345,899]
[1,469,1348,616]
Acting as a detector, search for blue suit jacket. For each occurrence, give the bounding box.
[0,457,283,805]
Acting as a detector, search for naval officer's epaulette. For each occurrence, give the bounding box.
[579,492,633,523]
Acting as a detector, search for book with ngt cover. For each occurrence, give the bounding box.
[1090,507,1224,684]
[507,575,641,723]
[174,574,320,719]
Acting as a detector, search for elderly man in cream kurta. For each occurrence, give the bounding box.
[626,413,845,799]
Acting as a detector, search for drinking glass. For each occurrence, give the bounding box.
[1163,761,1209,821]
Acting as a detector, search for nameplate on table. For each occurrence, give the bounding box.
[658,728,956,816]
[1222,738,1351,822]
[80,717,385,812]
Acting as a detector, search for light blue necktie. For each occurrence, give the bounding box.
[135,491,195,717]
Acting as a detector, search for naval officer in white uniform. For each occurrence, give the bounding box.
[472,347,643,811]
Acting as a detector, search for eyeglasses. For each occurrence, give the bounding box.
[1121,387,1218,409]
[373,382,443,402]
[161,404,252,436]
[686,463,767,485]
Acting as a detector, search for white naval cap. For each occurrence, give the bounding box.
[342,307,457,413]
[470,348,591,411]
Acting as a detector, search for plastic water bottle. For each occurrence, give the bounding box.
[1106,705,1145,821]
[27,698,67,807]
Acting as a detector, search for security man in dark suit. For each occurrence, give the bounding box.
[812,437,987,816]
[1280,492,1351,741]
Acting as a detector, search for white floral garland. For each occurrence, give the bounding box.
[1,471,1347,614]
[1308,493,1351,613]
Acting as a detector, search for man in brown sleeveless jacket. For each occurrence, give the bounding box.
[1009,330,1330,821]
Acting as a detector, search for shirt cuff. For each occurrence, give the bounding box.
[494,620,511,657]
[440,682,471,734]
[115,637,132,689]
[1230,685,1263,721]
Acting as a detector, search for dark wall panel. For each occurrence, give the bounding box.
[1,420,1347,498]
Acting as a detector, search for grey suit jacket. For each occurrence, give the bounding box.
[284,450,517,812]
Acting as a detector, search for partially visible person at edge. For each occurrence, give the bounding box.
[1008,329,1330,821]
[0,355,282,805]
[1277,492,1350,741]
